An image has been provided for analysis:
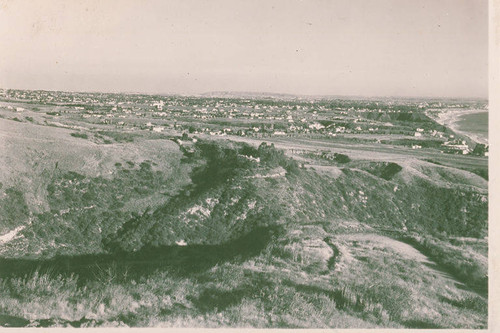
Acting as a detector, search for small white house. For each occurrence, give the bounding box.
[152,126,164,133]
[309,123,325,130]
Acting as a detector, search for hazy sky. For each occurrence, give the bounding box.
[0,0,488,97]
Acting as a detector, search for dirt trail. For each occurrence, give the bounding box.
[0,226,25,245]
[305,164,343,178]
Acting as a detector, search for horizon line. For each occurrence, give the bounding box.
[0,86,489,102]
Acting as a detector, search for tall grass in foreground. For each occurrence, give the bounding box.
[0,239,488,329]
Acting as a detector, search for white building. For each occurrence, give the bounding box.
[152,126,164,133]
[152,101,165,110]
[309,123,325,130]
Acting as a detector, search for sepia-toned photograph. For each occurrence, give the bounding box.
[0,0,492,329]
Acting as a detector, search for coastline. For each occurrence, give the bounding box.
[426,109,488,145]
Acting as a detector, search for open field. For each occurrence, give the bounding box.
[0,89,488,328]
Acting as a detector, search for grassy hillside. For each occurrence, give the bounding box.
[0,118,184,234]
[0,123,488,328]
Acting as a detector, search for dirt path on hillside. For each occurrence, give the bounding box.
[0,226,25,245]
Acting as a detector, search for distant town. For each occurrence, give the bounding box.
[0,88,488,158]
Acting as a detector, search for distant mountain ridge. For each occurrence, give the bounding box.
[199,91,487,103]
[199,91,307,100]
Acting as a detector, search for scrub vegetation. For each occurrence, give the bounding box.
[0,139,487,328]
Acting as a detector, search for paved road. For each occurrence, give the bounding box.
[199,133,487,169]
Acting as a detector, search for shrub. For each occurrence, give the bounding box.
[333,153,350,164]
[98,131,136,143]
[0,187,30,233]
[380,163,402,180]
[70,132,88,139]
[257,142,299,173]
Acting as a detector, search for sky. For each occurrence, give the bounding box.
[0,0,488,98]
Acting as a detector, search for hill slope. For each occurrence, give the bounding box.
[0,120,488,328]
